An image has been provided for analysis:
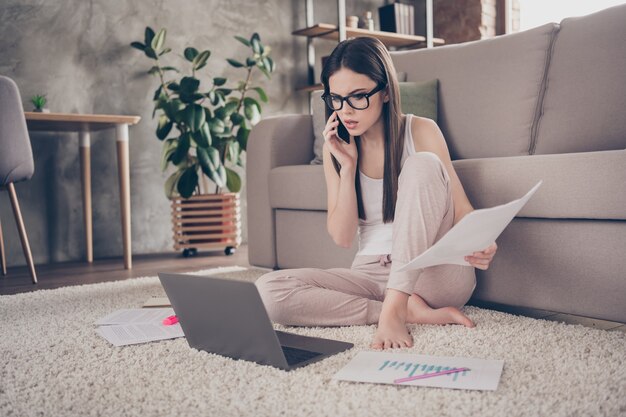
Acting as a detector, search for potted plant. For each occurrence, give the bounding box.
[31,94,50,112]
[131,27,274,256]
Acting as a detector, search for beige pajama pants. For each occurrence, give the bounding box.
[255,152,477,326]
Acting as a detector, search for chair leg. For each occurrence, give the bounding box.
[7,183,37,284]
[0,217,6,276]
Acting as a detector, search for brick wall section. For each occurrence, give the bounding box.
[434,0,520,45]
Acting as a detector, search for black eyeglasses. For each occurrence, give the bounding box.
[321,83,386,111]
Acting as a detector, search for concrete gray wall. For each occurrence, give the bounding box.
[0,0,381,267]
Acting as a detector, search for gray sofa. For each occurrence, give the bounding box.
[246,4,626,323]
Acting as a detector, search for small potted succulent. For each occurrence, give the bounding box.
[131,27,274,256]
[30,94,50,113]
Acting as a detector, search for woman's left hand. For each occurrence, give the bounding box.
[465,242,498,270]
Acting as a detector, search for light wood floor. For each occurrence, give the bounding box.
[2,243,624,333]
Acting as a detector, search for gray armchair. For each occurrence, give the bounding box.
[0,75,37,283]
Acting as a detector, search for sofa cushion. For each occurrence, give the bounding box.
[453,149,626,220]
[532,4,626,154]
[270,149,626,220]
[275,209,357,269]
[398,80,438,123]
[270,164,326,210]
[390,23,559,160]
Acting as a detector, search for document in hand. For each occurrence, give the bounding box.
[396,180,543,272]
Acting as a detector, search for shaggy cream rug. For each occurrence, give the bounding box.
[1,266,624,417]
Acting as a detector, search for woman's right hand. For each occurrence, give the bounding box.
[323,111,358,171]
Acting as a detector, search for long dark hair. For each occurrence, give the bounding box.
[320,37,404,223]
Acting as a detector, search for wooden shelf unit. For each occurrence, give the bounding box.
[292,23,444,49]
[295,0,442,96]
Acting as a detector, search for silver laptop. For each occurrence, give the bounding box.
[158,272,354,371]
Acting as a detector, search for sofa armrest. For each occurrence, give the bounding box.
[246,114,315,268]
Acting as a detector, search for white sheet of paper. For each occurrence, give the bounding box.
[143,296,172,308]
[333,351,504,391]
[94,308,175,326]
[396,180,543,272]
[95,323,184,347]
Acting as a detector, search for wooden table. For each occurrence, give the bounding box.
[24,112,141,269]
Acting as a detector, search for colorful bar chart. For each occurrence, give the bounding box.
[378,359,470,382]
[332,351,504,391]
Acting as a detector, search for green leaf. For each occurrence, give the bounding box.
[193,50,211,70]
[225,167,242,193]
[177,166,199,198]
[158,47,172,56]
[130,42,145,51]
[266,57,275,72]
[252,87,268,102]
[166,82,180,92]
[212,91,224,107]
[213,77,227,86]
[192,122,211,147]
[246,57,256,67]
[197,147,226,188]
[236,127,250,151]
[208,118,225,134]
[184,47,199,62]
[243,97,261,112]
[151,28,166,52]
[244,103,261,124]
[226,58,244,68]
[144,47,157,59]
[250,33,260,44]
[224,101,238,115]
[262,57,271,72]
[179,92,204,104]
[161,139,178,171]
[156,115,172,140]
[216,88,232,97]
[153,85,163,101]
[160,66,179,72]
[230,113,244,125]
[251,37,262,55]
[203,106,213,121]
[181,104,205,132]
[148,66,160,75]
[171,133,191,165]
[144,27,155,46]
[213,127,232,139]
[228,140,240,164]
[214,106,227,120]
[180,76,200,93]
[163,99,185,120]
[234,35,251,47]
[164,169,183,198]
[215,101,238,120]
[257,63,271,79]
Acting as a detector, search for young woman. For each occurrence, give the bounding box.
[255,37,497,350]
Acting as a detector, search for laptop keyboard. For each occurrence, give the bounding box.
[281,345,323,366]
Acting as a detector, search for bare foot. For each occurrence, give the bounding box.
[406,293,475,328]
[371,290,414,350]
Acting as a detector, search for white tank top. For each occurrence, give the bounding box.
[355,114,417,256]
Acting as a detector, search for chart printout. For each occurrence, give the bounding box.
[333,351,504,390]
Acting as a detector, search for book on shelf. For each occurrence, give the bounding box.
[378,1,415,35]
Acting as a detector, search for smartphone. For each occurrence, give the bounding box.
[325,109,350,144]
[336,118,350,144]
